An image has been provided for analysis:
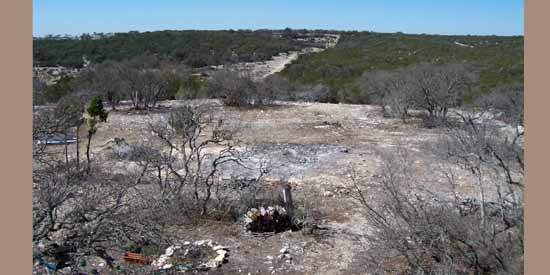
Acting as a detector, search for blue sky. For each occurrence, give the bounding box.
[33,0,524,36]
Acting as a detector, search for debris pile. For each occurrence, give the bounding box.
[277,245,293,263]
[264,243,306,274]
[99,137,133,159]
[100,137,161,162]
[150,240,230,272]
[244,206,295,232]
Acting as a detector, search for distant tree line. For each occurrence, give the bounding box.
[33,54,298,109]
[34,56,196,108]
[33,29,310,68]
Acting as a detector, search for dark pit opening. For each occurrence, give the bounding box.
[244,205,302,233]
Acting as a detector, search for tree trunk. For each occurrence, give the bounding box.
[76,124,81,170]
[157,166,163,189]
[279,184,294,216]
[64,128,70,179]
[86,131,93,175]
[64,129,69,165]
[111,99,117,111]
[134,90,139,110]
[199,186,210,217]
[108,92,117,111]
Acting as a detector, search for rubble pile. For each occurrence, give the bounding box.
[244,206,296,232]
[151,240,230,272]
[99,137,134,159]
[264,243,307,274]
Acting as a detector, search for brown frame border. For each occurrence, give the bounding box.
[1,1,544,274]
[524,0,548,274]
[0,0,33,274]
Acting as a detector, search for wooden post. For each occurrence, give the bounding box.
[279,183,293,216]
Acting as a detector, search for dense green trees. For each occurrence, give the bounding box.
[282,32,523,100]
[33,30,306,68]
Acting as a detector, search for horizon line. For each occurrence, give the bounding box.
[32,27,525,38]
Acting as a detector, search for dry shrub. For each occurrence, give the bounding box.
[206,70,269,107]
[475,84,524,126]
[348,146,523,274]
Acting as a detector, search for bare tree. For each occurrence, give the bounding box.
[358,69,412,120]
[256,74,292,104]
[90,60,125,110]
[407,63,479,127]
[476,84,524,126]
[348,143,523,274]
[33,107,63,165]
[347,107,524,273]
[33,77,47,107]
[33,92,87,169]
[140,69,174,108]
[440,106,524,227]
[206,70,257,107]
[33,161,174,271]
[357,70,392,105]
[149,105,244,216]
[57,90,94,170]
[359,64,478,126]
[33,102,179,271]
[116,57,181,110]
[293,83,333,103]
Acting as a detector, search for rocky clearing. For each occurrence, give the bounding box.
[32,28,524,274]
[45,98,514,274]
[34,33,520,274]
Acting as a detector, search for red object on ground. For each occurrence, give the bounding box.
[122,252,150,265]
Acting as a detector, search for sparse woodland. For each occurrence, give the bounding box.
[33,29,523,274]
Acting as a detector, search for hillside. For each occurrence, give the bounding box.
[281,32,524,94]
[33,29,327,68]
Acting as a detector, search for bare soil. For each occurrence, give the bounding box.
[47,99,512,274]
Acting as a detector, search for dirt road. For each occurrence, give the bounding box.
[217,34,340,80]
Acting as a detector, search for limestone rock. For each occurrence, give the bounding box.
[214,254,225,263]
[212,245,229,252]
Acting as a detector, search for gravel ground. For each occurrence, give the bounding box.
[44,99,514,274]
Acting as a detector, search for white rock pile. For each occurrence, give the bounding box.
[151,239,230,271]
